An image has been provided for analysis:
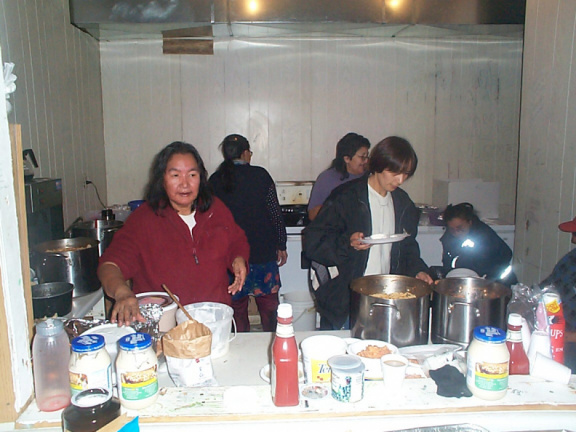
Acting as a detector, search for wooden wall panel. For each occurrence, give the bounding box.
[101,36,523,223]
[0,0,104,227]
[0,0,104,415]
[516,0,576,284]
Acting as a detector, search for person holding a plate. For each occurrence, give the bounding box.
[304,136,432,330]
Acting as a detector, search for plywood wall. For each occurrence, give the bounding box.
[516,0,576,284]
[0,0,105,227]
[101,35,523,223]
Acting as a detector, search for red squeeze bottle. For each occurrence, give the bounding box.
[506,313,530,375]
[271,303,300,407]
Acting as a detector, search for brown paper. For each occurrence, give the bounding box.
[161,319,212,359]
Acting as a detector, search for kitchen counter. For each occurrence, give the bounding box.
[15,330,576,432]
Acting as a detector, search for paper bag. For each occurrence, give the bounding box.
[162,319,215,387]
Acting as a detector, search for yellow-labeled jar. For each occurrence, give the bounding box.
[69,334,112,397]
[466,326,509,400]
[116,332,158,410]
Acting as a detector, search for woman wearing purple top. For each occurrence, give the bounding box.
[308,133,371,221]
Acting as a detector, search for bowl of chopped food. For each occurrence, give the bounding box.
[347,339,399,380]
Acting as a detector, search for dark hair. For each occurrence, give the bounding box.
[215,134,250,193]
[443,202,476,223]
[330,132,371,180]
[368,136,418,177]
[145,141,213,213]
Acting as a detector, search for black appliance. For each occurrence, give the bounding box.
[25,178,64,248]
[280,204,310,227]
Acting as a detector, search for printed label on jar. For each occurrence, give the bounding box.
[117,365,159,401]
[310,360,332,383]
[331,371,364,403]
[472,360,508,391]
[69,365,112,396]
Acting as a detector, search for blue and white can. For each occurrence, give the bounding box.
[328,354,365,403]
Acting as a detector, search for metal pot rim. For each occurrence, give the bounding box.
[433,277,511,299]
[33,237,100,253]
[351,274,432,298]
[32,282,74,300]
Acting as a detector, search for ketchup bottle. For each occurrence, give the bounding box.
[271,303,299,407]
[506,313,530,375]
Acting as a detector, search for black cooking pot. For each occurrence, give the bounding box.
[32,282,74,319]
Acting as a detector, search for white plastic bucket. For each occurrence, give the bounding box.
[175,302,236,359]
[283,291,316,331]
[300,335,347,383]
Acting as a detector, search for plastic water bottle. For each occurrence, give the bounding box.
[271,303,299,407]
[33,319,71,411]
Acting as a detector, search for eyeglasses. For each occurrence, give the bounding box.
[355,154,369,161]
[248,150,253,156]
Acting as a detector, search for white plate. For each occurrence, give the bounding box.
[399,344,462,360]
[446,268,480,278]
[360,233,409,245]
[259,363,305,384]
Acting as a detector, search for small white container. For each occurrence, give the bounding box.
[466,326,509,400]
[328,354,365,403]
[116,333,159,410]
[380,354,409,390]
[69,334,112,396]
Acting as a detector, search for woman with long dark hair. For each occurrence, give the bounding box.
[98,141,250,326]
[308,132,371,221]
[209,134,287,332]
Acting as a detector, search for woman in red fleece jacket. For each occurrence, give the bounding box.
[98,142,250,326]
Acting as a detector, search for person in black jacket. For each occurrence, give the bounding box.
[440,202,515,283]
[209,134,287,332]
[304,136,433,330]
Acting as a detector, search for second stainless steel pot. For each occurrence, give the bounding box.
[431,277,511,347]
[33,237,100,297]
[350,275,432,347]
[69,219,123,255]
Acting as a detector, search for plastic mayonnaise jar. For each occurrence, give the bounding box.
[69,334,112,396]
[116,332,159,410]
[466,326,509,400]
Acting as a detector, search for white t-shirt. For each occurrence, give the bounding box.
[179,211,197,236]
[364,184,394,276]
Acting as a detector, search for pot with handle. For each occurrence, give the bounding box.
[431,277,511,347]
[350,275,432,347]
[69,219,123,256]
[31,282,74,319]
[32,237,100,298]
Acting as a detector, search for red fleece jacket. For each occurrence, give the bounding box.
[99,198,250,306]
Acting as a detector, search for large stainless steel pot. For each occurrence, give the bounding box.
[350,275,432,347]
[69,219,123,255]
[32,237,100,297]
[431,277,511,347]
